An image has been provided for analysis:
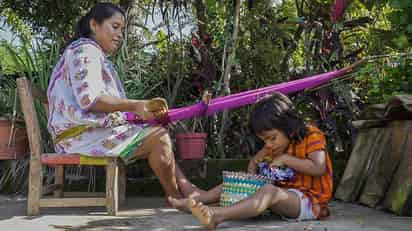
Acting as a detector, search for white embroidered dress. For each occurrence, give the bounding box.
[47,38,148,162]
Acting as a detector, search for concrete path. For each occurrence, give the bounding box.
[1,196,411,230]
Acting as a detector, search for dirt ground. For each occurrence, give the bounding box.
[1,195,412,231]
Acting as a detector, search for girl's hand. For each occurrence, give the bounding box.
[263,145,283,157]
[248,149,269,174]
[248,159,258,174]
[269,154,288,168]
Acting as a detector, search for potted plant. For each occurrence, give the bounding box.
[175,92,211,160]
[175,117,207,160]
[0,77,29,160]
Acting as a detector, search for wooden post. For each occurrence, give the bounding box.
[17,78,44,216]
[54,165,64,198]
[106,158,119,215]
[118,160,126,205]
[27,160,42,215]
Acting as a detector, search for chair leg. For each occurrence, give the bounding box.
[118,160,126,205]
[54,165,64,198]
[27,160,42,216]
[106,158,119,216]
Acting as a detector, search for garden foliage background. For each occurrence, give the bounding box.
[1,0,412,191]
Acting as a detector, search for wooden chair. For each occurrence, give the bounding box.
[17,77,126,216]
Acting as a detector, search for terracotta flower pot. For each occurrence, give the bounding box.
[0,119,29,160]
[175,132,207,160]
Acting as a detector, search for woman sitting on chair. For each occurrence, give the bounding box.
[47,2,194,200]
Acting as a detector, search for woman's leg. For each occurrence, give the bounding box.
[190,184,300,230]
[174,164,201,196]
[133,126,181,198]
[168,165,222,211]
[174,165,222,203]
[168,184,222,212]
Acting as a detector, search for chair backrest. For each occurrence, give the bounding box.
[16,77,48,160]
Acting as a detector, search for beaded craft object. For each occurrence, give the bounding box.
[220,171,271,207]
[220,166,295,207]
[257,162,295,182]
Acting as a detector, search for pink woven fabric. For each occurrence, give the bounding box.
[126,67,351,125]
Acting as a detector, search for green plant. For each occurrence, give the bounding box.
[0,77,17,119]
[1,37,61,152]
[355,56,412,104]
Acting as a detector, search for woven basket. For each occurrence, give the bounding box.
[220,171,271,207]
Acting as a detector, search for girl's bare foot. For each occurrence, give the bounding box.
[189,199,217,230]
[167,196,192,212]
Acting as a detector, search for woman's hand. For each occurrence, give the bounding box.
[144,97,169,121]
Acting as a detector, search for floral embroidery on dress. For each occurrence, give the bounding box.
[115,132,128,141]
[73,57,83,67]
[82,56,90,64]
[102,111,127,128]
[73,47,84,55]
[75,69,88,80]
[68,105,76,118]
[62,66,69,84]
[61,140,72,149]
[54,125,63,134]
[76,82,89,94]
[102,70,112,83]
[63,122,75,129]
[81,110,95,119]
[81,95,91,107]
[91,148,105,155]
[57,99,66,114]
[102,139,116,150]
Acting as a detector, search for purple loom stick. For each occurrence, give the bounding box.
[130,67,351,125]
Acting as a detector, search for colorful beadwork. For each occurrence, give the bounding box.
[220,166,295,207]
[257,162,295,182]
[220,171,271,207]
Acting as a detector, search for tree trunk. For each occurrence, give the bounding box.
[118,0,140,77]
[217,0,241,157]
[193,0,208,39]
[119,0,140,39]
[280,24,304,75]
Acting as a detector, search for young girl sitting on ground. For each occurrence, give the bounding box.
[169,92,333,230]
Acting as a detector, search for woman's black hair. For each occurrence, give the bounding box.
[64,3,125,49]
[250,92,308,143]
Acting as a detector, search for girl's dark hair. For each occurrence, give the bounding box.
[250,92,308,143]
[64,3,125,49]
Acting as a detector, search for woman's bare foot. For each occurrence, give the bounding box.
[176,176,202,197]
[177,179,204,197]
[167,196,193,212]
[175,165,207,197]
[190,199,217,230]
